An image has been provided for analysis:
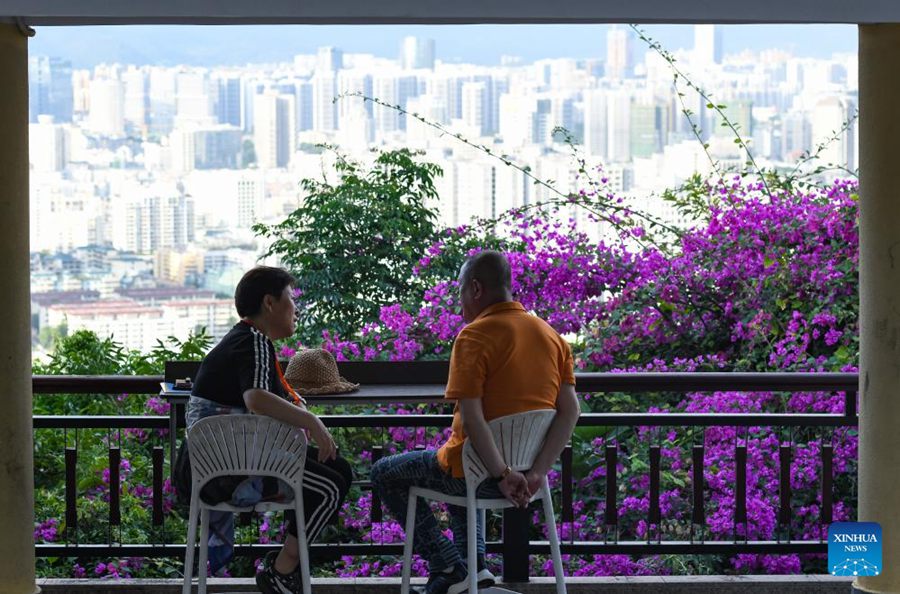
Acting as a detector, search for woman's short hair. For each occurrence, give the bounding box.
[234,266,296,318]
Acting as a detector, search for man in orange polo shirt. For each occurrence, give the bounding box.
[370,250,580,594]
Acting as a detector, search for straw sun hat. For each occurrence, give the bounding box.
[284,349,359,395]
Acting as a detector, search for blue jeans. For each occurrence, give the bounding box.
[370,450,502,574]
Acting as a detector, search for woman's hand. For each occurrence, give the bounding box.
[308,416,337,462]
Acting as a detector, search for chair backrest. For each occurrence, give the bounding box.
[187,414,308,490]
[461,408,556,488]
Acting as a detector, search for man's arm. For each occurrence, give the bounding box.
[459,398,531,507]
[524,383,580,494]
[243,389,337,462]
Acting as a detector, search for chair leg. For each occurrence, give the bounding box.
[541,481,566,594]
[296,500,312,594]
[182,493,200,594]
[466,492,478,594]
[197,507,210,594]
[401,490,417,594]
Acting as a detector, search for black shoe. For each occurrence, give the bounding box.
[471,566,496,590]
[417,563,468,594]
[256,551,303,594]
[471,556,496,589]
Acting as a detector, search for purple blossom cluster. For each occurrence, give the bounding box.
[34,518,59,543]
[323,177,859,576]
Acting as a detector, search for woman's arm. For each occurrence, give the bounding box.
[243,388,337,461]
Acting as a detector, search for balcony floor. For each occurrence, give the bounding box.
[38,575,854,594]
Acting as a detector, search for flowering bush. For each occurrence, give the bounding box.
[316,175,859,577]
[33,172,859,579]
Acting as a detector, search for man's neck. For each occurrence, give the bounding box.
[475,294,515,317]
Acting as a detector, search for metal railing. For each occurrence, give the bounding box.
[32,371,858,582]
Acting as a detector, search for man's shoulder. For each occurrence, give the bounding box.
[457,315,511,345]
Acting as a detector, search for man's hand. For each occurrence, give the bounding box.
[499,470,531,508]
[308,416,337,462]
[524,469,545,496]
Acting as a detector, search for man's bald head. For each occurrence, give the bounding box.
[459,250,512,297]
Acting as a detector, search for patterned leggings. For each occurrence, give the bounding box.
[370,449,502,573]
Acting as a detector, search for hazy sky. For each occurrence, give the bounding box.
[29,24,857,68]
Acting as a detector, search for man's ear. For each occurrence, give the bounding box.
[263,294,274,313]
[472,278,483,299]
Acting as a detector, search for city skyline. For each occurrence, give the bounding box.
[29,24,857,68]
[27,24,859,354]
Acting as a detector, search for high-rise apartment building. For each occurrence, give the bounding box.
[254,91,296,169]
[296,80,314,132]
[461,81,488,136]
[312,73,338,131]
[400,37,436,70]
[694,25,724,65]
[30,116,68,172]
[236,173,265,227]
[175,70,215,128]
[606,26,634,80]
[123,66,148,134]
[317,46,343,73]
[215,76,243,127]
[606,90,632,162]
[630,102,666,158]
[195,126,243,169]
[112,192,196,254]
[337,71,373,122]
[29,56,74,123]
[813,96,855,171]
[148,67,177,135]
[583,89,609,158]
[88,78,125,137]
[373,74,402,134]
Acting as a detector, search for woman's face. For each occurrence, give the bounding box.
[265,285,298,340]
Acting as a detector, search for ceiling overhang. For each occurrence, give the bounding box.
[1,0,898,26]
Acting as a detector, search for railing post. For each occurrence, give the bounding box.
[735,444,747,540]
[649,445,661,538]
[692,444,705,540]
[152,446,165,529]
[845,390,856,418]
[821,442,833,534]
[605,444,618,538]
[502,507,530,583]
[561,445,573,540]
[371,446,383,531]
[65,446,78,542]
[779,444,792,540]
[109,446,121,534]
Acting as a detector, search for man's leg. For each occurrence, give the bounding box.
[447,504,483,570]
[447,480,501,568]
[371,450,467,573]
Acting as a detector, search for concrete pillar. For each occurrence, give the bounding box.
[857,23,900,594]
[0,23,38,594]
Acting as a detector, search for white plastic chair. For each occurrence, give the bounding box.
[400,409,566,594]
[182,414,311,594]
